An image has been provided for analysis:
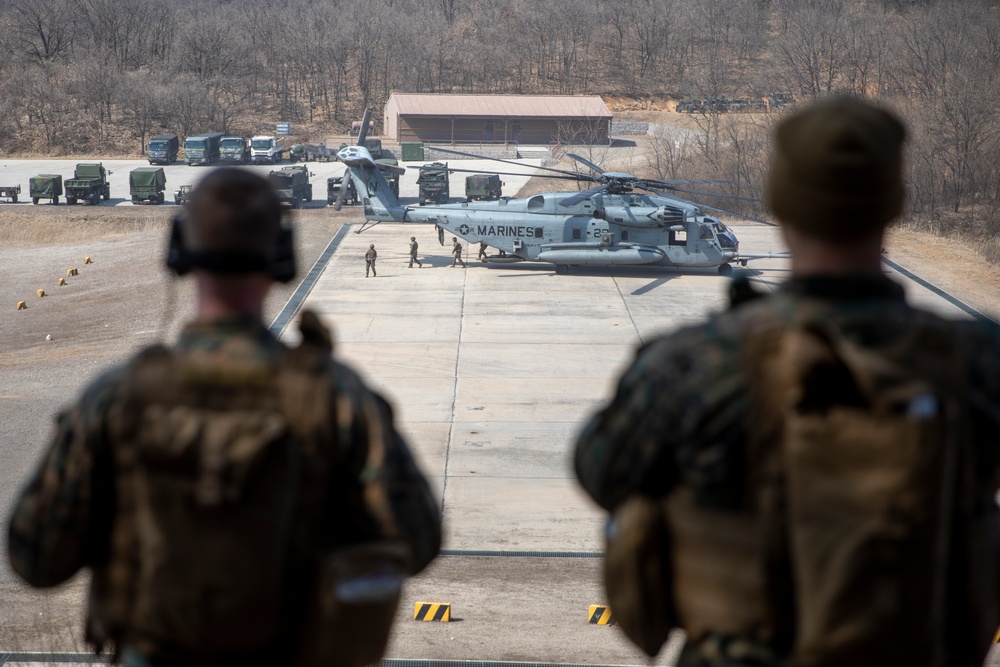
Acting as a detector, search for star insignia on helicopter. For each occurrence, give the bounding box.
[458,224,471,235]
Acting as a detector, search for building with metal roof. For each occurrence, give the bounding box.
[383,93,612,145]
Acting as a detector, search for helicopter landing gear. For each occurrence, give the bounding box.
[555,264,569,275]
[718,263,733,276]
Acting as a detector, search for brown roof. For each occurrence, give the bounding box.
[386,93,612,119]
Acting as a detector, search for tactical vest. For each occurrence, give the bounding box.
[86,312,409,666]
[607,299,1000,666]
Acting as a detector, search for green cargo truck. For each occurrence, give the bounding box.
[29,175,62,205]
[327,174,358,206]
[465,174,503,201]
[219,136,251,164]
[130,167,167,204]
[65,164,111,205]
[185,132,225,165]
[417,162,450,205]
[269,165,312,209]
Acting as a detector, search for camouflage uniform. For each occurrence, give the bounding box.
[451,240,466,268]
[408,238,422,269]
[8,315,442,664]
[575,275,1000,665]
[365,245,377,277]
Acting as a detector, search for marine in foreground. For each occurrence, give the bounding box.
[575,96,1000,667]
[7,168,442,666]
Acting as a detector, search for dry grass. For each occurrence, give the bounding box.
[0,206,174,245]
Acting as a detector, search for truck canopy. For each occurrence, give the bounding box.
[418,162,449,184]
[149,134,178,148]
[130,167,166,189]
[30,174,62,194]
[74,163,105,179]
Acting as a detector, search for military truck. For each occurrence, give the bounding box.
[269,165,312,208]
[376,156,401,197]
[65,163,111,205]
[327,174,358,206]
[129,167,166,205]
[0,184,21,203]
[417,162,450,205]
[219,136,251,164]
[29,175,61,204]
[465,174,503,201]
[174,184,192,206]
[184,132,225,165]
[147,134,179,164]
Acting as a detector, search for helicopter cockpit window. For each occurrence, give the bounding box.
[700,224,714,240]
[527,195,545,211]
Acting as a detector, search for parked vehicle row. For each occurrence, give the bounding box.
[4,163,169,206]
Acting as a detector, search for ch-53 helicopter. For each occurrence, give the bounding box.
[333,109,785,275]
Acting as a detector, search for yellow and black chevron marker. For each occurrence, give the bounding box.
[588,604,615,625]
[414,601,451,622]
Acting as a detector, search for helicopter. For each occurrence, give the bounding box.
[333,109,786,276]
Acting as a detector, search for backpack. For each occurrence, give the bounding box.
[605,306,999,665]
[87,311,409,666]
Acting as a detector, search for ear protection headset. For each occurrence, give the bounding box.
[166,213,296,283]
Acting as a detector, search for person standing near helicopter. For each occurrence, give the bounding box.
[575,96,1000,667]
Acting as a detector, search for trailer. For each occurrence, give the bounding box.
[29,174,63,205]
[0,185,21,203]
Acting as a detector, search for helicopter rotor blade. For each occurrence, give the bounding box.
[332,172,352,211]
[694,202,773,225]
[356,108,372,147]
[424,145,599,181]
[650,184,762,202]
[407,165,583,181]
[644,178,743,186]
[565,153,607,176]
[558,184,608,207]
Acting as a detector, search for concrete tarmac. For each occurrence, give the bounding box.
[282,220,974,664]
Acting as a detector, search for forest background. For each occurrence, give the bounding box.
[0,0,997,261]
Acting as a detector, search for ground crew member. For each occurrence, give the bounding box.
[7,168,442,667]
[365,243,377,277]
[409,236,422,268]
[478,241,488,261]
[574,96,1000,667]
[451,237,466,268]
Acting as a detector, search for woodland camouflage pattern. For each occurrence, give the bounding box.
[8,315,441,594]
[576,275,1000,665]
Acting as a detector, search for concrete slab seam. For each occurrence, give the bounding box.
[440,261,468,521]
[610,268,643,346]
[269,224,352,337]
[440,549,603,558]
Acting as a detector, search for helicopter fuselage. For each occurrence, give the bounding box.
[393,191,738,270]
[339,141,748,274]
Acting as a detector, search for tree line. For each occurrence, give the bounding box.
[0,0,997,256]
